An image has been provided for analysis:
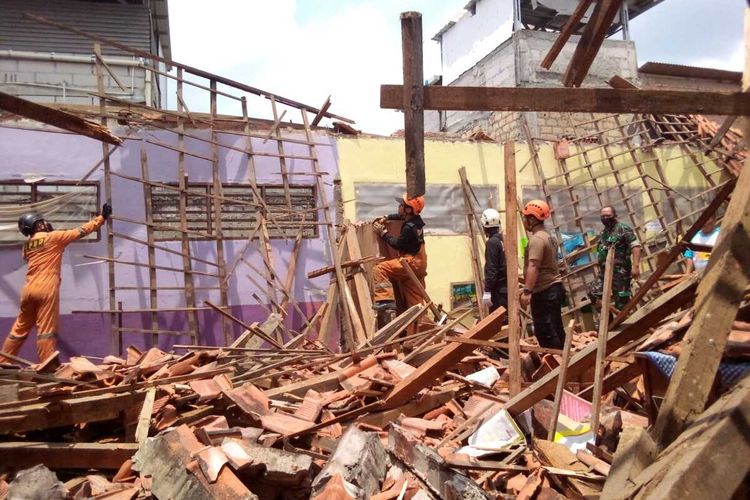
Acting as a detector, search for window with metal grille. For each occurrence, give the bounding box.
[151,183,318,241]
[0,181,100,244]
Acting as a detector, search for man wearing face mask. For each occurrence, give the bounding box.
[588,205,641,312]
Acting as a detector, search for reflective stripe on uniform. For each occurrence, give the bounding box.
[37,332,57,339]
[8,334,25,341]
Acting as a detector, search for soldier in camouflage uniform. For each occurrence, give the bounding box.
[588,206,642,311]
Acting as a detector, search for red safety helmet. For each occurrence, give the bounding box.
[399,194,425,215]
[522,199,550,221]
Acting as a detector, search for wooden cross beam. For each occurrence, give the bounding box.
[380,85,750,116]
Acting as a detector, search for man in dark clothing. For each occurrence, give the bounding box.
[371,195,427,317]
[481,208,507,313]
[520,199,566,349]
[588,205,642,311]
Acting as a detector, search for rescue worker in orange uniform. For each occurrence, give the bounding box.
[0,203,111,363]
[371,195,427,325]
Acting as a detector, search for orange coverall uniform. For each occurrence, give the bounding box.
[1,216,105,362]
[373,215,427,309]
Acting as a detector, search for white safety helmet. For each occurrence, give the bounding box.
[481,208,501,228]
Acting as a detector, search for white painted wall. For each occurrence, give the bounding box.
[440,0,515,85]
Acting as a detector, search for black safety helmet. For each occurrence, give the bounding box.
[18,213,45,237]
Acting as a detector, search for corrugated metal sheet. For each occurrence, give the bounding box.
[0,0,153,57]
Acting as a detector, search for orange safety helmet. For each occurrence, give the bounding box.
[400,194,425,215]
[522,199,550,221]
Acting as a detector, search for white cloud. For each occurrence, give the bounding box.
[169,0,450,135]
[689,41,744,72]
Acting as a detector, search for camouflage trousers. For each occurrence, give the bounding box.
[588,270,632,311]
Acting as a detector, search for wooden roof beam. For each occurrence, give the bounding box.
[0,91,122,145]
[380,85,750,116]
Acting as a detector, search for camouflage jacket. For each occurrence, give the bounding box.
[596,222,638,272]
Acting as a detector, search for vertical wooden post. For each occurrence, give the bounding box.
[459,167,486,318]
[94,43,117,355]
[591,249,615,435]
[651,10,750,447]
[548,319,576,440]
[176,68,200,344]
[116,301,123,356]
[504,142,521,396]
[209,79,231,345]
[270,96,293,210]
[301,110,356,351]
[240,98,279,328]
[401,11,425,198]
[140,147,159,348]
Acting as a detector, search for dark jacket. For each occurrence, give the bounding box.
[484,230,507,293]
[383,215,425,255]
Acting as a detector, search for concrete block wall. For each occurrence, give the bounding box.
[427,29,639,143]
[0,56,146,105]
[515,30,637,87]
[434,37,516,135]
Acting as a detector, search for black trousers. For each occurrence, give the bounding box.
[489,288,508,314]
[530,282,566,349]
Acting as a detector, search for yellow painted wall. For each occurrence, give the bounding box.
[335,136,729,310]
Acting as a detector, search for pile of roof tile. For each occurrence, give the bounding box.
[0,296,746,499]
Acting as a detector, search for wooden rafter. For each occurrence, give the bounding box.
[0,91,122,145]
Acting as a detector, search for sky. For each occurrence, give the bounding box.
[167,0,745,136]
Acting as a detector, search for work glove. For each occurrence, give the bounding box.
[373,220,385,235]
[481,292,492,308]
[102,203,112,220]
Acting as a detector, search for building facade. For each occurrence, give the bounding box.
[0,0,171,107]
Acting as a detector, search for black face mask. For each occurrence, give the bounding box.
[601,216,616,227]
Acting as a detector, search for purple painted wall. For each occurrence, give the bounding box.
[0,123,340,361]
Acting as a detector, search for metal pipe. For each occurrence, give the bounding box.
[0,81,135,97]
[0,49,140,67]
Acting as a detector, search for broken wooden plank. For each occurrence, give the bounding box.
[0,442,139,470]
[562,0,624,87]
[601,426,656,497]
[503,276,698,416]
[549,320,576,440]
[541,0,594,69]
[592,249,616,434]
[0,391,147,434]
[535,439,601,497]
[611,374,750,500]
[380,85,750,116]
[384,306,507,408]
[651,121,750,448]
[504,142,522,395]
[0,91,122,145]
[204,301,283,349]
